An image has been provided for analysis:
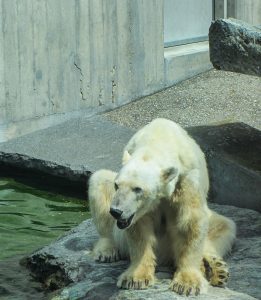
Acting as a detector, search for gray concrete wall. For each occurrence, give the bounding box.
[216,0,261,24]
[0,0,164,141]
[0,0,259,142]
[228,0,261,25]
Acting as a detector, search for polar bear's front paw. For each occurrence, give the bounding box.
[170,270,208,296]
[117,267,155,290]
[203,255,229,287]
[93,247,121,263]
[92,238,121,263]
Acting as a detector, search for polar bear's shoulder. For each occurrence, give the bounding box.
[125,118,192,155]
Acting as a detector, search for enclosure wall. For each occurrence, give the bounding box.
[0,0,164,140]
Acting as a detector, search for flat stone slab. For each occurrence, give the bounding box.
[24,204,261,300]
[209,18,261,76]
[0,115,134,178]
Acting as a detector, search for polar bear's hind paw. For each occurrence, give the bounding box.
[203,255,229,287]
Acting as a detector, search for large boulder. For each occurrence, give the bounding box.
[209,18,261,76]
[24,204,261,300]
[188,123,261,213]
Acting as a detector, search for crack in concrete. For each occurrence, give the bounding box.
[74,62,87,101]
[112,80,117,103]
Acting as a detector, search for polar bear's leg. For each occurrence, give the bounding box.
[205,211,236,258]
[169,218,209,296]
[202,212,236,287]
[169,176,209,296]
[117,215,156,290]
[88,169,121,262]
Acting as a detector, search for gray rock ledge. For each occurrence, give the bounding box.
[24,204,261,300]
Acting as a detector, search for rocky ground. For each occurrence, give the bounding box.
[24,204,261,300]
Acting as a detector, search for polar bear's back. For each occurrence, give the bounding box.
[125,118,201,163]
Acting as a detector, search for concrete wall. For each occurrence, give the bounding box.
[227,0,261,25]
[0,0,259,142]
[215,0,261,24]
[0,0,164,141]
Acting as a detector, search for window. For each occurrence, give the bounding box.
[164,0,214,47]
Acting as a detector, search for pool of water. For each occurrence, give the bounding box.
[0,178,90,260]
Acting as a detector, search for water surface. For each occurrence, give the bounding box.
[0,178,90,260]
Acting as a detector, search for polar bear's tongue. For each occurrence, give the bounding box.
[117,214,134,229]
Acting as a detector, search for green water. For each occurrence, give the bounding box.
[0,178,90,260]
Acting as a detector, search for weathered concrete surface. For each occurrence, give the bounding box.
[0,116,260,211]
[0,0,164,142]
[209,18,261,76]
[24,204,261,300]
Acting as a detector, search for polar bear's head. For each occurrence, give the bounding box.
[109,151,179,229]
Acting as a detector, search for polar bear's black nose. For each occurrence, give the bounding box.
[110,207,123,219]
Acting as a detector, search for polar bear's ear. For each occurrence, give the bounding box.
[162,167,178,182]
[122,150,131,165]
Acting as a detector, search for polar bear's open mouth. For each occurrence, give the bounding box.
[117,214,135,229]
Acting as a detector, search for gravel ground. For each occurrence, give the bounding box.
[104,69,261,130]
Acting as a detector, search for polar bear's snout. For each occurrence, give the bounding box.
[110,205,135,229]
[110,186,140,229]
[109,207,135,229]
[109,207,123,219]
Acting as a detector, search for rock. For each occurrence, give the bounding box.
[188,123,261,212]
[24,204,261,300]
[209,18,261,76]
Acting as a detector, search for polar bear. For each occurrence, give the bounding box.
[89,118,236,296]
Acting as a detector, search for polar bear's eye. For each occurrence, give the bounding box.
[114,183,119,191]
[132,187,143,194]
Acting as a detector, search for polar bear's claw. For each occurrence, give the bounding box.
[171,281,200,296]
[92,238,121,263]
[96,252,120,263]
[94,249,121,263]
[118,278,150,290]
[117,270,154,290]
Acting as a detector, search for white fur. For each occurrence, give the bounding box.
[89,119,236,296]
